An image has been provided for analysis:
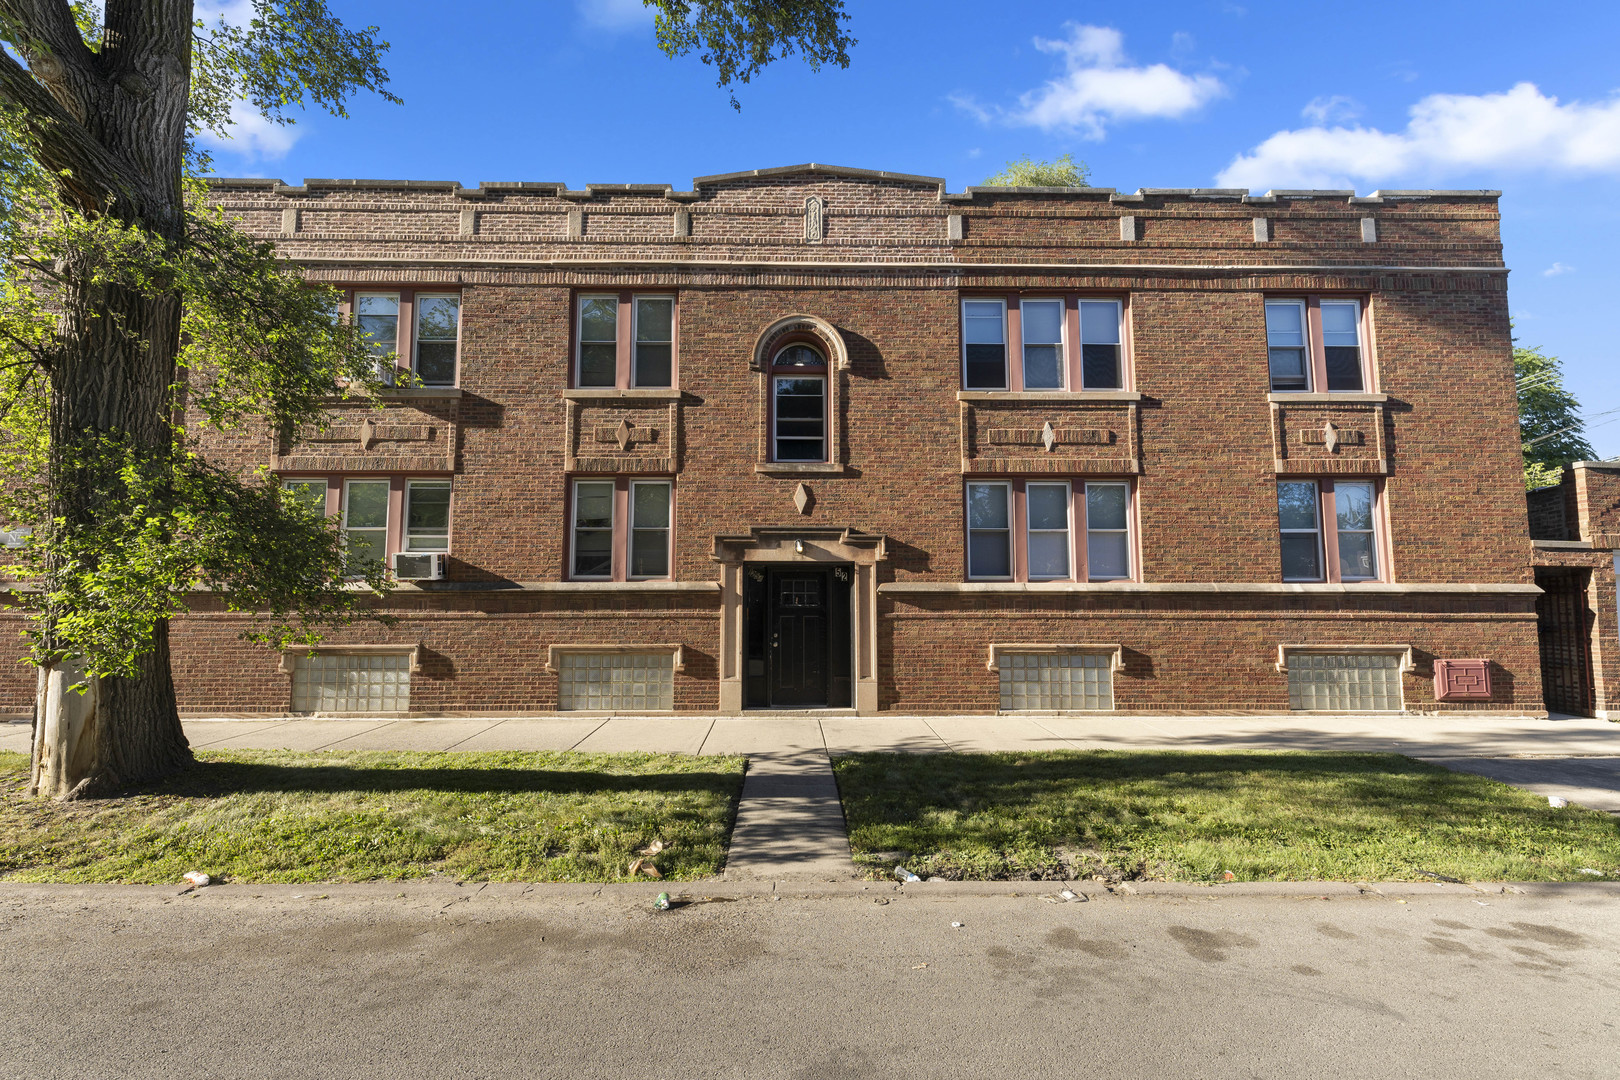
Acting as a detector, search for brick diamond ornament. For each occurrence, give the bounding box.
[1041,421,1056,452]
[1322,421,1340,453]
[793,482,812,515]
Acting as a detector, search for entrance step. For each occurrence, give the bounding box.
[722,749,856,881]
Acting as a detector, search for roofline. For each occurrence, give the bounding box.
[204,167,1500,206]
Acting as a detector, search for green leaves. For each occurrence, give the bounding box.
[981,153,1091,188]
[1516,344,1594,489]
[650,0,854,109]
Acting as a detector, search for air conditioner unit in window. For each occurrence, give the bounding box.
[391,552,448,581]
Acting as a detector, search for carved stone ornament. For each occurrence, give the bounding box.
[793,482,813,515]
[359,418,376,450]
[804,196,825,243]
[591,421,660,451]
[1041,421,1056,453]
[1322,421,1340,453]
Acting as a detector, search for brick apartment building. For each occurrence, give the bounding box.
[13,163,1571,717]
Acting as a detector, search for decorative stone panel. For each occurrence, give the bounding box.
[959,394,1141,475]
[1433,658,1492,701]
[274,396,458,473]
[1269,398,1388,475]
[564,390,682,474]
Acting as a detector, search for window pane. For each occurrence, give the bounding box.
[579,343,616,387]
[1027,484,1068,530]
[415,342,457,386]
[1080,301,1121,345]
[346,528,387,573]
[1087,532,1130,580]
[356,293,398,357]
[964,301,1007,389]
[775,344,823,367]
[1280,534,1322,580]
[345,481,389,530]
[406,482,451,550]
[963,302,1005,343]
[574,482,614,528]
[284,480,327,515]
[969,530,1011,578]
[573,530,612,578]
[1335,483,1374,531]
[964,345,1007,389]
[1081,344,1121,389]
[416,296,459,341]
[635,297,672,344]
[1265,301,1305,347]
[967,484,1009,530]
[1320,302,1360,347]
[1022,300,1062,344]
[634,343,672,387]
[633,483,670,528]
[580,297,617,343]
[1023,345,1062,389]
[1021,299,1063,387]
[1276,482,1319,531]
[1086,484,1128,531]
[1028,532,1069,578]
[631,529,668,578]
[1338,531,1376,580]
[1324,347,1363,391]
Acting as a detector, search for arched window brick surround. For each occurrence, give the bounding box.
[751,315,850,475]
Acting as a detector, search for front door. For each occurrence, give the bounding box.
[769,570,829,707]
[744,566,853,708]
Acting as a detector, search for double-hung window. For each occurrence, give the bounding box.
[966,480,1133,582]
[342,479,391,574]
[575,293,678,389]
[770,344,827,462]
[345,289,461,387]
[1277,480,1383,582]
[405,480,452,551]
[963,296,1127,391]
[1265,297,1369,393]
[283,475,454,577]
[570,478,673,581]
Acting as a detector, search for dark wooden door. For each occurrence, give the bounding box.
[1536,569,1596,716]
[768,570,829,707]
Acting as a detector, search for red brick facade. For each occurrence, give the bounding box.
[0,164,1552,716]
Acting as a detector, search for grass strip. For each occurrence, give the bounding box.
[833,750,1620,883]
[0,748,745,884]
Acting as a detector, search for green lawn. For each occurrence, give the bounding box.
[0,749,745,884]
[833,750,1620,883]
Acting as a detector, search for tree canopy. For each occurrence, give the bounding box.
[981,153,1090,188]
[1516,344,1595,490]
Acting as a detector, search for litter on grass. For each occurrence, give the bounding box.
[636,840,665,856]
[951,921,964,929]
[181,871,210,888]
[1548,796,1569,808]
[894,867,921,884]
[654,893,671,911]
[1579,868,1604,876]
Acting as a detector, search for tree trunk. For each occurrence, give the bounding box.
[25,0,198,798]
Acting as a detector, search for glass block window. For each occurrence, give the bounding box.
[999,652,1113,711]
[557,652,675,711]
[1286,652,1404,711]
[291,652,411,713]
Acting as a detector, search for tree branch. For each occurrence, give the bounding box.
[0,0,102,121]
[0,47,139,211]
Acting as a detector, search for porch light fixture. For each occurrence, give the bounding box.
[795,539,804,553]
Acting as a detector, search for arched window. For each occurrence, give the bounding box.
[769,343,827,462]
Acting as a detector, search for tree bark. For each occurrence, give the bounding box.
[21,0,197,797]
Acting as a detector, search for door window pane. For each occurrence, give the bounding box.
[634,296,674,387]
[1321,300,1364,391]
[630,481,670,578]
[1277,481,1322,580]
[773,376,826,461]
[343,480,390,574]
[572,480,614,578]
[963,300,1007,389]
[967,483,1011,578]
[414,295,459,386]
[1080,300,1123,389]
[405,480,451,551]
[1025,482,1070,579]
[1334,481,1378,580]
[1085,482,1130,580]
[578,295,618,387]
[1021,300,1064,390]
[1266,300,1309,391]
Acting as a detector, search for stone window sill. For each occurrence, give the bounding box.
[1266,392,1387,404]
[563,388,684,401]
[957,391,1143,404]
[754,462,849,476]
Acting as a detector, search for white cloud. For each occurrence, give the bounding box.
[198,102,300,162]
[1217,83,1620,190]
[947,92,993,125]
[578,0,650,31]
[1301,95,1360,125]
[1018,25,1225,137]
[955,24,1224,139]
[1544,262,1576,277]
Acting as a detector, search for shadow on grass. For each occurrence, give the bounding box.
[147,760,743,800]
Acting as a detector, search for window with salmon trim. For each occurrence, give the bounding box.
[961,296,1128,392]
[1265,297,1370,393]
[575,293,678,389]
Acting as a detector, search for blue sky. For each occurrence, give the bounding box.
[201,0,1620,457]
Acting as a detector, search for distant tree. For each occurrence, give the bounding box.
[650,0,855,109]
[982,153,1090,188]
[1516,344,1594,490]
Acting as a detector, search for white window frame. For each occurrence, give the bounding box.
[1078,299,1125,391]
[1083,480,1132,582]
[1019,297,1067,391]
[411,293,461,387]
[966,480,1014,581]
[404,479,452,553]
[1319,298,1366,393]
[961,298,1010,392]
[569,478,616,581]
[631,295,676,389]
[1024,480,1072,581]
[1278,479,1324,582]
[771,371,827,463]
[341,478,391,577]
[628,479,672,581]
[1266,298,1311,393]
[575,293,619,389]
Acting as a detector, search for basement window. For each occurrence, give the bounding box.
[554,650,677,711]
[988,645,1120,711]
[1279,647,1409,712]
[288,651,413,713]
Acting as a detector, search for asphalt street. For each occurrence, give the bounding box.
[2,883,1617,1079]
